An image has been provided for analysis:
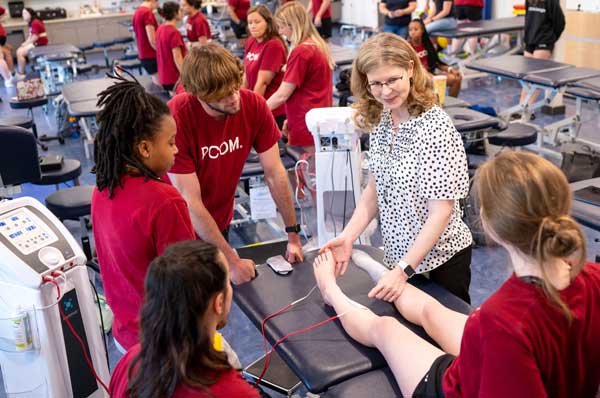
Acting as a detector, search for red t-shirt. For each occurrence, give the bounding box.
[91,175,195,349]
[132,6,158,59]
[311,0,332,18]
[168,89,280,231]
[186,11,212,42]
[443,262,600,398]
[454,0,483,7]
[0,7,6,38]
[227,0,251,20]
[244,37,286,117]
[109,344,261,398]
[30,19,48,46]
[283,41,332,147]
[156,24,186,86]
[410,42,430,72]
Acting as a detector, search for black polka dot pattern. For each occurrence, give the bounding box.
[368,106,473,273]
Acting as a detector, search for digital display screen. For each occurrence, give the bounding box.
[0,208,58,255]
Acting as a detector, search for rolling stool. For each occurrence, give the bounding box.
[45,185,95,261]
[93,40,116,68]
[487,121,539,150]
[38,158,82,191]
[9,96,65,146]
[0,109,48,151]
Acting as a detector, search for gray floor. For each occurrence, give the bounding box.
[1,45,600,397]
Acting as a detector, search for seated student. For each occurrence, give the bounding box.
[91,75,196,352]
[423,0,457,34]
[0,5,16,87]
[156,2,186,93]
[181,0,211,46]
[244,4,287,128]
[408,18,462,97]
[109,240,261,398]
[15,8,48,78]
[314,151,600,398]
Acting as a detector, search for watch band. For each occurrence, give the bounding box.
[398,260,415,279]
[285,224,301,233]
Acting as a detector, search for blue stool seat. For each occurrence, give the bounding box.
[487,121,538,147]
[45,185,93,221]
[0,115,34,129]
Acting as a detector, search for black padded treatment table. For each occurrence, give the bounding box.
[29,44,81,61]
[570,178,600,232]
[233,243,472,394]
[429,16,524,40]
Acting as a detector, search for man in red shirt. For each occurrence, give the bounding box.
[308,0,332,39]
[168,43,304,285]
[132,0,159,83]
[181,0,212,46]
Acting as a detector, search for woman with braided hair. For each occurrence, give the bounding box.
[91,75,195,353]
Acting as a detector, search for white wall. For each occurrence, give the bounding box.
[22,0,138,18]
[492,0,522,18]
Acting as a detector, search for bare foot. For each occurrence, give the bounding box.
[313,249,339,306]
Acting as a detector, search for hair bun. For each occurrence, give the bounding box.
[540,216,580,258]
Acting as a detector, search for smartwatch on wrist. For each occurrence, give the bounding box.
[398,260,415,279]
[285,224,301,234]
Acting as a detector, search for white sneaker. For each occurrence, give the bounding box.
[14,73,26,81]
[3,79,13,88]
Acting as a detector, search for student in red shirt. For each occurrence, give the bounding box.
[168,44,303,285]
[181,0,211,46]
[408,18,462,97]
[15,8,48,78]
[307,0,332,39]
[0,6,16,87]
[156,2,186,93]
[267,1,334,152]
[314,151,600,398]
[91,75,196,351]
[244,4,287,128]
[109,240,261,398]
[132,0,160,83]
[227,0,250,46]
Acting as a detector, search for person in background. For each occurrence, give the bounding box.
[451,0,483,56]
[15,8,47,78]
[314,151,600,398]
[244,4,287,128]
[0,5,16,87]
[307,0,332,40]
[168,44,303,285]
[379,0,417,39]
[92,75,196,352]
[267,1,334,154]
[156,2,186,93]
[227,0,251,47]
[181,0,211,46]
[423,0,457,34]
[132,0,159,84]
[109,240,261,398]
[408,18,462,97]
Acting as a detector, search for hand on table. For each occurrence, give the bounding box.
[230,257,256,285]
[285,234,304,263]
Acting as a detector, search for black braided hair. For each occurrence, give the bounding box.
[93,73,170,199]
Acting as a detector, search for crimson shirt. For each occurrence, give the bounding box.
[443,263,600,398]
[454,0,483,6]
[91,175,195,349]
[30,19,48,46]
[244,37,286,117]
[283,41,332,147]
[109,344,260,398]
[168,89,280,231]
[227,0,251,20]
[156,24,186,86]
[311,0,332,18]
[132,6,158,59]
[186,11,212,43]
[0,7,6,38]
[411,42,430,72]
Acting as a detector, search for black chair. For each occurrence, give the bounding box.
[0,126,94,259]
[9,96,66,147]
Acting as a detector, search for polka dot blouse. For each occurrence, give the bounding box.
[369,105,473,273]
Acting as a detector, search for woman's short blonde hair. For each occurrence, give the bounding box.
[180,43,244,102]
[275,1,334,69]
[350,33,436,131]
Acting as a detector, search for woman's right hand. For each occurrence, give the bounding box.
[319,234,353,276]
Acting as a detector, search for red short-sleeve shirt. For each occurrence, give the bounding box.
[244,37,286,117]
[30,19,48,46]
[283,41,332,146]
[311,0,332,18]
[0,7,6,38]
[168,89,280,231]
[156,24,186,86]
[227,0,251,20]
[132,6,158,59]
[186,11,212,42]
[91,175,195,349]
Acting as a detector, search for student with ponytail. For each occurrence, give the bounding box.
[313,151,600,398]
[91,75,195,352]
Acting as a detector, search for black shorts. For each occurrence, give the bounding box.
[231,19,248,39]
[428,245,472,304]
[316,17,332,39]
[525,43,555,54]
[455,5,482,21]
[413,353,455,398]
[162,83,175,92]
[0,36,6,46]
[140,58,158,75]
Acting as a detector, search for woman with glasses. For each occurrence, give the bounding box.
[321,32,473,303]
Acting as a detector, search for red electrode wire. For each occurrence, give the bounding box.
[44,277,110,395]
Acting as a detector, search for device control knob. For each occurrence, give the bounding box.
[38,246,63,267]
